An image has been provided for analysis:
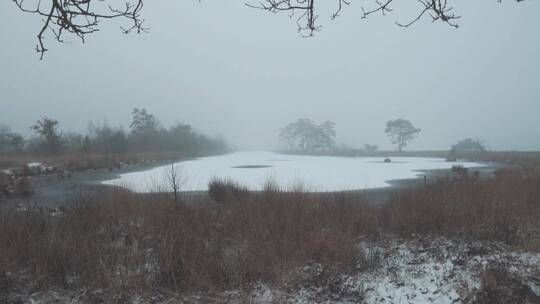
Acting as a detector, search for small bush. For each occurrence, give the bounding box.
[21,165,34,177]
[0,173,9,191]
[14,177,33,196]
[451,165,468,177]
[208,178,249,204]
[476,265,539,304]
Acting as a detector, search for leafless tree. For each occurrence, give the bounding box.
[165,163,185,202]
[13,0,146,59]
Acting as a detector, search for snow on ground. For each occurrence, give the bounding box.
[9,238,539,304]
[357,240,476,304]
[102,151,486,193]
[246,238,540,304]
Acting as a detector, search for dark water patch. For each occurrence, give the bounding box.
[368,161,408,164]
[231,165,275,169]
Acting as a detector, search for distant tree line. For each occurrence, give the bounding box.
[451,138,485,153]
[0,108,227,156]
[279,117,423,153]
[446,138,486,161]
[279,119,336,152]
[0,125,24,154]
[279,118,485,154]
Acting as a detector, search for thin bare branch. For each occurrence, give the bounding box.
[13,0,146,59]
[14,0,525,58]
[246,0,351,36]
[247,0,523,36]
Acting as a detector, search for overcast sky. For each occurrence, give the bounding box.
[1,0,539,151]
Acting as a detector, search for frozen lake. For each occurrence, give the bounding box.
[102,151,485,193]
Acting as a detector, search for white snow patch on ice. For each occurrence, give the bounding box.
[26,162,43,168]
[1,169,12,175]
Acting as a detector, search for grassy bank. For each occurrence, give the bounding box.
[283,149,540,166]
[0,151,213,172]
[0,165,539,297]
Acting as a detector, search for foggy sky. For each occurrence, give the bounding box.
[1,1,539,151]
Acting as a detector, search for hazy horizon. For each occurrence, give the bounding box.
[1,1,539,151]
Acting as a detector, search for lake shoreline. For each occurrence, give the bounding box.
[18,159,178,207]
[17,153,498,207]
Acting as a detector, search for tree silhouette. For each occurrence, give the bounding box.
[0,125,24,154]
[31,117,64,154]
[129,108,159,151]
[279,119,336,152]
[452,138,485,152]
[385,119,420,152]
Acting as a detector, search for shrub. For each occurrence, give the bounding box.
[451,165,468,177]
[476,265,539,304]
[207,178,249,204]
[0,173,9,189]
[14,177,33,196]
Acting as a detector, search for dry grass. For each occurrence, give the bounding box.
[0,151,186,171]
[0,166,538,294]
[382,168,540,246]
[452,151,540,166]
[292,149,540,168]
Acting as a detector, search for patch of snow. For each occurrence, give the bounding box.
[15,203,28,212]
[1,169,12,175]
[289,238,539,304]
[26,162,43,168]
[357,239,539,304]
[251,283,277,303]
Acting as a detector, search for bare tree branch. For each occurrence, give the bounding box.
[13,0,146,59]
[13,0,526,59]
[246,0,351,36]
[394,0,461,28]
[247,0,523,36]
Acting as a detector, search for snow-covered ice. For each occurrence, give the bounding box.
[26,162,43,168]
[102,151,486,193]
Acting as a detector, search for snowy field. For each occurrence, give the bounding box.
[102,151,486,193]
